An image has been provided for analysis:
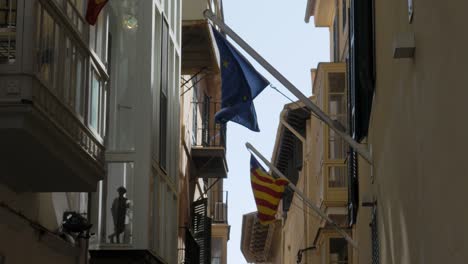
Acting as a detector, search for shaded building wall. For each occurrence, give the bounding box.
[0,185,88,264]
[362,0,468,263]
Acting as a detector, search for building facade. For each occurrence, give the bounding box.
[179,0,230,263]
[306,0,468,263]
[89,0,182,263]
[0,0,109,263]
[240,0,353,263]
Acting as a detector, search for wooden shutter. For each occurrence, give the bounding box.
[349,0,375,141]
[185,228,200,264]
[192,199,212,264]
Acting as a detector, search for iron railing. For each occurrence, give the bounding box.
[192,101,226,148]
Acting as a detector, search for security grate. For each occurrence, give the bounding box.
[371,208,380,264]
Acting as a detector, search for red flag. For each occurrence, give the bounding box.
[85,0,108,25]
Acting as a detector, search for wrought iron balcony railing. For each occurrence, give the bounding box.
[191,101,226,149]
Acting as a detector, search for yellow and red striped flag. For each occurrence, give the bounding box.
[250,155,289,225]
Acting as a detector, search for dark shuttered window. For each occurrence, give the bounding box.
[347,0,375,225]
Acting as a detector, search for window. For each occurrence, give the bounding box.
[104,162,135,245]
[192,79,199,144]
[333,15,339,62]
[159,18,169,170]
[37,8,60,87]
[328,166,347,188]
[349,0,375,141]
[211,237,223,264]
[342,0,347,32]
[0,0,16,64]
[327,72,347,160]
[89,69,107,136]
[329,238,348,264]
[90,72,100,130]
[89,8,108,64]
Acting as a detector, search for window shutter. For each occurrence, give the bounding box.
[349,0,375,141]
[185,228,201,264]
[192,198,212,264]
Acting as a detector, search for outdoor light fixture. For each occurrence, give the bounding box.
[393,32,415,59]
[122,14,138,30]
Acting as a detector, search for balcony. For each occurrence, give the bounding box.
[315,228,353,264]
[322,163,348,207]
[181,20,219,75]
[0,0,108,191]
[240,212,278,263]
[209,190,228,224]
[311,63,349,207]
[182,0,222,74]
[191,101,228,179]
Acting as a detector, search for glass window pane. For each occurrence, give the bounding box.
[100,84,107,135]
[107,2,136,151]
[328,166,347,188]
[39,11,55,83]
[328,128,347,160]
[105,162,134,245]
[329,94,346,117]
[152,172,159,251]
[211,237,223,264]
[329,72,345,93]
[0,0,17,63]
[69,45,77,108]
[329,237,348,263]
[75,53,84,116]
[90,72,100,130]
[159,179,166,254]
[63,38,71,99]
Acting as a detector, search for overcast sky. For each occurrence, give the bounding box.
[221,0,330,263]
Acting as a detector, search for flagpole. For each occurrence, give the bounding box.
[204,10,372,164]
[246,142,359,249]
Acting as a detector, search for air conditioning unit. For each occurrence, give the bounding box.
[214,202,227,223]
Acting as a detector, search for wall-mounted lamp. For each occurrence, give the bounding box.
[393,32,415,59]
[122,14,138,30]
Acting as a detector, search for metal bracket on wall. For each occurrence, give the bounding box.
[180,67,208,96]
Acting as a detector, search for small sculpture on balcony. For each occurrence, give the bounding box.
[62,211,93,240]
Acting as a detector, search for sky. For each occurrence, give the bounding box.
[221,0,330,263]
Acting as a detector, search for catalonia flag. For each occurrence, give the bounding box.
[86,0,109,25]
[211,27,269,132]
[250,155,289,225]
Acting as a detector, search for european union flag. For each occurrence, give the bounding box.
[212,27,269,132]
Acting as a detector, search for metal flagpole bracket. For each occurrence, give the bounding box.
[245,142,359,249]
[204,9,372,164]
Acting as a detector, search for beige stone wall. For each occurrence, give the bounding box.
[363,0,468,263]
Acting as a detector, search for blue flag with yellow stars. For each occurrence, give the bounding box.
[211,27,269,132]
